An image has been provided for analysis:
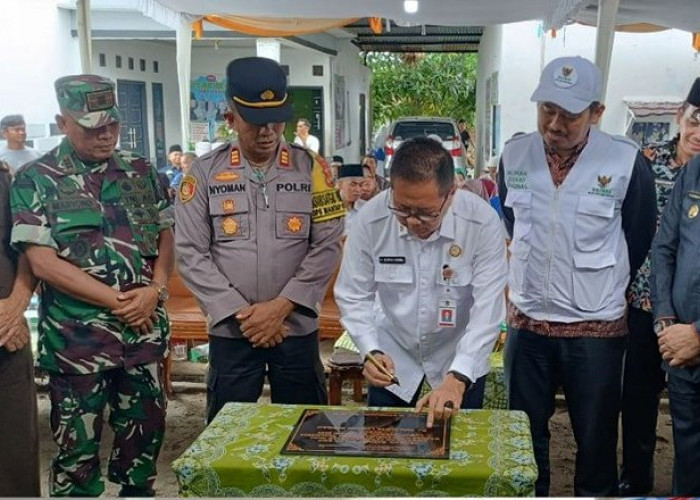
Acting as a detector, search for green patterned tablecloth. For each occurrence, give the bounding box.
[172,403,536,497]
[484,351,507,410]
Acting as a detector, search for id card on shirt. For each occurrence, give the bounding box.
[437,299,457,327]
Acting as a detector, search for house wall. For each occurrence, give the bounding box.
[476,20,700,168]
[0,0,81,150]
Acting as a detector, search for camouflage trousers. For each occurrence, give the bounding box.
[48,361,167,497]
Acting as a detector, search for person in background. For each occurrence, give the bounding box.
[0,114,41,172]
[170,152,197,192]
[631,77,700,497]
[0,159,40,497]
[457,119,472,152]
[159,144,182,183]
[11,74,174,497]
[175,57,345,423]
[361,154,390,196]
[499,56,656,496]
[330,154,344,185]
[335,137,506,424]
[294,118,320,154]
[337,164,366,236]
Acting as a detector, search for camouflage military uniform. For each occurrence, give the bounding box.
[10,76,173,497]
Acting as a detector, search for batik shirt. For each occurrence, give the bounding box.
[10,139,173,374]
[628,135,683,312]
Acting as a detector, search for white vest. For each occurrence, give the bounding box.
[502,129,638,322]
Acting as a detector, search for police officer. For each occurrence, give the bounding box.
[335,137,507,427]
[175,57,344,423]
[0,159,40,497]
[10,75,174,497]
[499,56,656,496]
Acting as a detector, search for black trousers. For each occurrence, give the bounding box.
[367,374,486,408]
[505,327,625,497]
[0,345,40,497]
[620,307,665,490]
[667,372,700,496]
[207,332,327,423]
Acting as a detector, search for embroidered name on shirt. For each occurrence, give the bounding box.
[587,174,615,198]
[506,169,528,190]
[276,182,310,192]
[209,184,246,195]
[379,256,406,264]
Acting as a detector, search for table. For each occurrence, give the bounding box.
[172,403,537,497]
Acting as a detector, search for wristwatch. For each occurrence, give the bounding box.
[654,318,676,336]
[149,280,169,303]
[447,370,472,388]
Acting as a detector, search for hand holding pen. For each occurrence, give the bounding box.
[363,351,400,387]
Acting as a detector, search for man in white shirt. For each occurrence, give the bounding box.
[335,137,507,426]
[293,118,320,154]
[0,115,41,172]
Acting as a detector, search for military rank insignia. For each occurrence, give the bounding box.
[222,199,235,214]
[222,217,239,235]
[214,171,240,182]
[280,147,290,168]
[179,175,197,203]
[286,215,303,233]
[230,147,241,167]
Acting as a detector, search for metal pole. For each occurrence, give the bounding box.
[76,0,93,73]
[594,0,620,103]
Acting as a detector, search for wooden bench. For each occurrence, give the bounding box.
[318,263,344,340]
[163,266,208,395]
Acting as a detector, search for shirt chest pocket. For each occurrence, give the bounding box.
[209,194,250,241]
[51,208,106,267]
[276,194,311,240]
[374,263,414,284]
[127,206,159,257]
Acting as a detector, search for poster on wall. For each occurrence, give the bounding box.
[334,74,346,149]
[190,74,228,142]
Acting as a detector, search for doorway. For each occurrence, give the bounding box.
[117,80,150,158]
[286,87,324,156]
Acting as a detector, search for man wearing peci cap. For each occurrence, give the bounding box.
[337,163,366,236]
[621,77,700,496]
[175,57,345,423]
[10,74,174,497]
[499,56,656,496]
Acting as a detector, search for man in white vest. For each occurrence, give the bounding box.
[498,56,657,496]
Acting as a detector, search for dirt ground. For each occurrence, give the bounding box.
[34,350,675,497]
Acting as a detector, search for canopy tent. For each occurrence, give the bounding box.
[72,0,700,146]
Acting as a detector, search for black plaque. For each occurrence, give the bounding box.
[281,409,451,459]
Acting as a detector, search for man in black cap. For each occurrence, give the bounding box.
[175,57,345,422]
[337,163,365,236]
[622,77,700,496]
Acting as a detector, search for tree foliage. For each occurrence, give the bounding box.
[366,52,478,133]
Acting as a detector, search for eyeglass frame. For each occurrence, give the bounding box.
[387,188,452,224]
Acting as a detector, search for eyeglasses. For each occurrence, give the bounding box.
[539,102,593,122]
[388,190,450,223]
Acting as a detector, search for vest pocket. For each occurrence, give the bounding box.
[572,252,616,311]
[276,195,311,239]
[53,217,106,267]
[209,195,249,241]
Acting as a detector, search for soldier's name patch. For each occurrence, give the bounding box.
[222,217,239,235]
[214,171,240,182]
[179,175,197,203]
[276,182,310,193]
[379,256,406,264]
[209,183,246,196]
[48,198,98,212]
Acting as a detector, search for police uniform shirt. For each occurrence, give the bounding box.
[335,189,507,402]
[174,142,344,337]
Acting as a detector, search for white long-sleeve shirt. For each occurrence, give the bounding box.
[335,189,507,402]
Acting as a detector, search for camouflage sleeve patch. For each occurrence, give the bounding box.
[9,171,57,250]
[310,154,345,223]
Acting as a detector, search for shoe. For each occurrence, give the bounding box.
[118,485,155,497]
[618,479,653,496]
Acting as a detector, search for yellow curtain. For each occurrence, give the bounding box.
[192,15,358,37]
